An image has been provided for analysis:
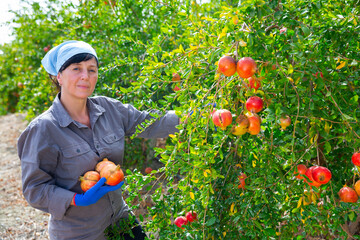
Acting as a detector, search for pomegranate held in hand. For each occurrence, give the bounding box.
[185,211,198,222]
[338,186,358,203]
[174,216,188,229]
[79,171,101,192]
[236,57,257,78]
[100,164,124,186]
[246,96,263,113]
[218,56,237,77]
[212,109,233,130]
[95,158,116,173]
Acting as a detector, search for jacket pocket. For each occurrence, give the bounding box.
[61,143,92,158]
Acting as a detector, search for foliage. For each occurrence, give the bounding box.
[1,0,360,238]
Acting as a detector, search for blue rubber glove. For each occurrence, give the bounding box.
[74,177,124,206]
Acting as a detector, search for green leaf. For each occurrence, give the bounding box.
[205,217,216,226]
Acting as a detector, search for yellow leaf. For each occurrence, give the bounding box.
[152,214,157,220]
[190,192,195,200]
[297,197,303,208]
[276,232,281,236]
[223,232,227,237]
[230,203,235,213]
[252,152,259,160]
[218,26,228,40]
[252,160,256,167]
[235,163,242,168]
[324,121,332,134]
[300,208,304,216]
[169,134,175,138]
[239,40,247,47]
[354,18,357,26]
[287,77,294,82]
[336,61,346,70]
[191,179,199,183]
[204,169,211,177]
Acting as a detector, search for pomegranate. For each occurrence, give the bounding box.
[231,115,249,136]
[279,116,291,130]
[236,57,257,78]
[172,72,181,82]
[304,166,322,187]
[246,112,261,135]
[351,152,360,166]
[79,171,101,192]
[218,56,237,77]
[247,77,261,90]
[294,164,307,180]
[338,186,358,203]
[185,211,198,222]
[145,167,153,174]
[354,180,360,196]
[212,109,233,130]
[100,164,125,186]
[238,173,247,189]
[312,166,331,184]
[95,158,116,173]
[174,216,188,229]
[245,96,263,113]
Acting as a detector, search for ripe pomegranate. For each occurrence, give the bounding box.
[145,167,153,174]
[338,186,358,203]
[245,96,263,113]
[100,164,124,186]
[304,166,322,187]
[172,73,181,82]
[79,171,101,192]
[351,152,360,166]
[238,173,247,189]
[312,166,332,184]
[185,211,198,222]
[174,216,188,229]
[236,57,257,78]
[354,180,360,196]
[247,77,261,90]
[218,56,237,77]
[246,112,261,135]
[231,115,249,136]
[95,158,116,173]
[279,116,291,130]
[294,164,307,180]
[212,109,233,130]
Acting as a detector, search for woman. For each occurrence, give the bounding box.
[17,40,180,239]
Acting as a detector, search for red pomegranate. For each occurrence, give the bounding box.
[95,158,116,173]
[100,164,125,186]
[79,171,101,192]
[236,57,257,78]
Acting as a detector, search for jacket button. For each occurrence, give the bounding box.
[76,149,80,153]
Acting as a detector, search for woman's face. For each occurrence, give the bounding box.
[57,58,98,100]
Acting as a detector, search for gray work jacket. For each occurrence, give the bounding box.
[17,94,179,239]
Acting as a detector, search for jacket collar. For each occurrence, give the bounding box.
[51,93,106,128]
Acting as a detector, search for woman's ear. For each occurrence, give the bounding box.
[57,72,62,86]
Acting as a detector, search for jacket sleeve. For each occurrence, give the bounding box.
[122,103,180,138]
[17,123,74,220]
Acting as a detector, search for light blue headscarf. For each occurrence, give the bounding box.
[41,40,98,76]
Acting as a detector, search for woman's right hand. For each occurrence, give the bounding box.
[72,177,124,206]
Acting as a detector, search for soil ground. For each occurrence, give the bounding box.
[0,113,50,240]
